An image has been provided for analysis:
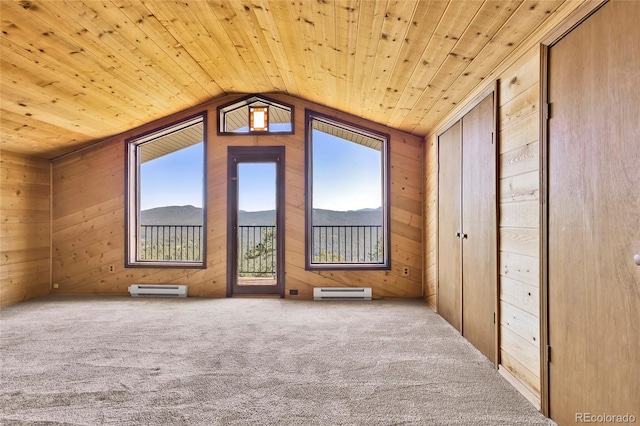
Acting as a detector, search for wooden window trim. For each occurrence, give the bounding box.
[304,109,391,271]
[124,112,208,269]
[217,94,295,136]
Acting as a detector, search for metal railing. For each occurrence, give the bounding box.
[238,225,276,277]
[140,225,203,261]
[312,225,383,264]
[139,224,382,266]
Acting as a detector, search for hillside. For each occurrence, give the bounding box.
[140,205,203,225]
[311,208,382,226]
[140,206,382,226]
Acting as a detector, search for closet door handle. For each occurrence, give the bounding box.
[456,232,461,238]
[462,233,468,239]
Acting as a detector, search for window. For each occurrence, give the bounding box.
[126,113,206,268]
[305,110,390,270]
[218,95,294,134]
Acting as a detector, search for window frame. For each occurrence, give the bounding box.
[125,112,207,269]
[217,94,295,136]
[304,109,391,271]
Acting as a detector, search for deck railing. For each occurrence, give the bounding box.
[139,224,382,266]
[312,225,383,264]
[140,225,203,261]
[238,225,276,277]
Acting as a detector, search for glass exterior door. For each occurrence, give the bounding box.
[236,163,277,287]
[227,147,284,297]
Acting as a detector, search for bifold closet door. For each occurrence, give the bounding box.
[547,1,640,423]
[461,94,497,364]
[437,121,462,332]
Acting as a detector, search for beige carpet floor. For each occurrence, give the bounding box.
[0,296,555,425]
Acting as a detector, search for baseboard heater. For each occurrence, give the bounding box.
[313,287,372,301]
[128,284,188,298]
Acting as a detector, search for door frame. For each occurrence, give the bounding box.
[539,0,608,416]
[226,146,285,297]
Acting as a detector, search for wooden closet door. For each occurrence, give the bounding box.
[461,93,497,364]
[437,122,462,332]
[548,1,640,424]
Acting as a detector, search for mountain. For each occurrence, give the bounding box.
[311,207,382,226]
[141,205,203,225]
[140,205,382,226]
[238,210,276,226]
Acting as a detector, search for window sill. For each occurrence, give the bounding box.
[126,261,205,269]
[306,263,390,271]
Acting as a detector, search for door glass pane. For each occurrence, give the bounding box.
[237,163,277,286]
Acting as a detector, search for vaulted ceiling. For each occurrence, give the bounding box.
[1,0,582,159]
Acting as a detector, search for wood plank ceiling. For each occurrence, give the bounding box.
[1,0,572,159]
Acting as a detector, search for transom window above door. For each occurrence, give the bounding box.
[217,95,294,135]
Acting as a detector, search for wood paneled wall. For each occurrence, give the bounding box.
[1,151,51,306]
[424,47,541,404]
[52,94,423,300]
[422,1,594,408]
[423,123,438,310]
[496,50,541,403]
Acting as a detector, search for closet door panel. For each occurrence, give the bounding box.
[548,2,640,422]
[437,122,462,332]
[461,93,497,364]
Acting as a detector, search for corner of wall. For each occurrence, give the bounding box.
[0,151,52,306]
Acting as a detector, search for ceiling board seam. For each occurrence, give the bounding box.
[134,0,224,98]
[414,0,490,113]
[0,3,165,126]
[387,0,482,129]
[381,1,450,126]
[146,1,253,93]
[205,1,281,92]
[423,0,582,139]
[92,0,208,104]
[142,1,236,93]
[415,0,555,134]
[190,1,266,91]
[346,0,365,116]
[247,2,300,95]
[272,0,318,99]
[62,0,205,106]
[106,0,215,101]
[362,0,391,114]
[367,0,421,124]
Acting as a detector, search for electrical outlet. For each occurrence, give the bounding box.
[109,265,115,273]
[289,289,298,295]
[402,267,410,276]
[53,283,59,289]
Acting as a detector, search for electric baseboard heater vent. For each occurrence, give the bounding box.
[128,284,188,298]
[313,287,372,301]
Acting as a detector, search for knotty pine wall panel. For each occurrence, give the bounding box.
[423,134,438,310]
[423,47,542,404]
[1,152,51,306]
[51,94,423,300]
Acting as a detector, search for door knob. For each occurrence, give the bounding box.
[635,253,640,266]
[462,233,468,239]
[456,232,461,238]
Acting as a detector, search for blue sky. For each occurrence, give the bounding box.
[238,163,276,211]
[140,131,382,212]
[311,130,381,211]
[140,143,204,211]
